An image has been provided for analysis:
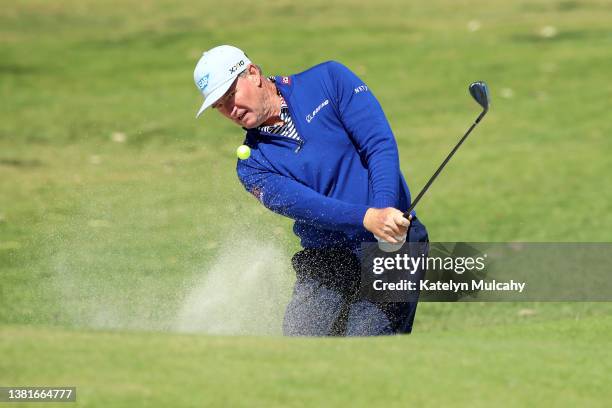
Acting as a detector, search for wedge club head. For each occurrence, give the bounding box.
[403,81,491,218]
[469,81,490,112]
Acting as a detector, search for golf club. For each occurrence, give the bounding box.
[403,81,490,218]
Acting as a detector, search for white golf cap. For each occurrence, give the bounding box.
[193,45,252,118]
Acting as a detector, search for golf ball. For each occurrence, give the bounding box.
[236,145,251,160]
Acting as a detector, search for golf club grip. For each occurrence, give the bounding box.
[403,111,486,219]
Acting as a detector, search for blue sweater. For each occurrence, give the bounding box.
[237,61,413,248]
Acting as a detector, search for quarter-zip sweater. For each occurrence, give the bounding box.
[237,61,413,248]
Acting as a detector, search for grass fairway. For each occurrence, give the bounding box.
[1,0,611,406]
[2,316,611,407]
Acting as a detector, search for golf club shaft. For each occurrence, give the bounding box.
[403,109,487,218]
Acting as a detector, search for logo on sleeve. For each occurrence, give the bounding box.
[354,84,368,94]
[250,186,264,202]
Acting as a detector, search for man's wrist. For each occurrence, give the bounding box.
[373,196,396,209]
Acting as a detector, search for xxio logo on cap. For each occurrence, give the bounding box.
[197,73,210,91]
[229,60,245,74]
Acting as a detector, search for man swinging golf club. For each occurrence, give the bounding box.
[193,45,429,336]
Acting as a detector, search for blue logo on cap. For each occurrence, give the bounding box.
[197,73,210,91]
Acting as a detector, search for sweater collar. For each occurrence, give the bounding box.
[274,75,294,99]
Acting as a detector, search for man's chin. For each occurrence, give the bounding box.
[235,119,249,128]
[241,116,262,129]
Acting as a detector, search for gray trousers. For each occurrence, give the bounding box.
[283,217,428,336]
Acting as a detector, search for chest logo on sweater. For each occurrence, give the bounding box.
[306,99,329,123]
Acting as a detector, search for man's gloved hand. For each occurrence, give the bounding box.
[363,207,411,244]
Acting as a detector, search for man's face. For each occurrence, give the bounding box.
[212,65,267,129]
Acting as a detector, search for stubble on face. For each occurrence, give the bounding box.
[217,66,281,129]
[242,72,281,128]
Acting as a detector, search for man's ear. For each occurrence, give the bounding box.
[247,64,261,86]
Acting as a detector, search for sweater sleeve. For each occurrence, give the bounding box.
[237,160,369,232]
[328,61,400,209]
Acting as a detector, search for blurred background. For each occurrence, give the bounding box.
[1,0,611,406]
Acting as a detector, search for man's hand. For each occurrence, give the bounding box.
[363,208,411,244]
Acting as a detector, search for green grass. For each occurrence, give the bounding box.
[1,0,611,406]
[1,316,611,407]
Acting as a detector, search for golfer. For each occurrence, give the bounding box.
[193,45,428,336]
